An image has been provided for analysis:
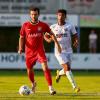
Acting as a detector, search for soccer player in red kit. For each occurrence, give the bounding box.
[18,6,61,95]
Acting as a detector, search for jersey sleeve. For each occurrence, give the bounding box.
[71,24,77,35]
[20,23,26,38]
[50,25,53,31]
[45,23,52,35]
[50,25,52,29]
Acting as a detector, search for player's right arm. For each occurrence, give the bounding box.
[44,23,61,53]
[18,36,25,54]
[50,31,62,53]
[18,23,26,54]
[44,31,61,53]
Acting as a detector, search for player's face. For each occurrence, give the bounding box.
[57,13,66,24]
[30,10,39,22]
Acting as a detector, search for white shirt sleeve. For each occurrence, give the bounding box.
[50,25,53,29]
[70,24,77,35]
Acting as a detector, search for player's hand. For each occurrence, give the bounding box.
[73,39,78,48]
[44,32,53,43]
[18,50,22,55]
[45,32,50,37]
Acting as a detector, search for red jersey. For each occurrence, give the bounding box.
[20,21,51,59]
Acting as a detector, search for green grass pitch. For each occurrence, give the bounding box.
[0,70,100,100]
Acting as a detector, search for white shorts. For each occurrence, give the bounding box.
[55,53,72,65]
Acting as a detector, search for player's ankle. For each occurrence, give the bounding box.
[32,81,36,86]
[49,86,53,90]
[49,86,56,94]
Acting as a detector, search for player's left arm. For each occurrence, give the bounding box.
[72,33,79,48]
[44,32,53,43]
[71,24,79,48]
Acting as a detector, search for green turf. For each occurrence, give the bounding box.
[0,70,100,100]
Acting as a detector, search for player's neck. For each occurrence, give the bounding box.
[30,20,39,25]
[58,21,65,26]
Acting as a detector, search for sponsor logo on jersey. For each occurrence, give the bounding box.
[28,33,42,37]
[56,34,67,38]
[64,28,68,32]
[27,29,31,30]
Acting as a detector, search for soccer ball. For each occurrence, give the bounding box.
[19,85,31,96]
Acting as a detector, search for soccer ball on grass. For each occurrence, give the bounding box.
[19,85,31,96]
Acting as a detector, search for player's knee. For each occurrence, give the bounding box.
[43,66,49,71]
[42,62,49,71]
[27,67,33,73]
[62,63,71,72]
[64,65,70,72]
[64,67,70,72]
[67,66,71,71]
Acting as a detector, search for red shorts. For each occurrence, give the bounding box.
[26,51,47,69]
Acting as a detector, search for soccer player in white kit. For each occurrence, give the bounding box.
[44,9,80,93]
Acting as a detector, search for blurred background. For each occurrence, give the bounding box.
[0,0,100,70]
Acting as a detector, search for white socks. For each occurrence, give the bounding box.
[59,69,65,76]
[58,69,77,89]
[49,86,54,92]
[66,71,77,89]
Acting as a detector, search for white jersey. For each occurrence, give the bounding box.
[50,21,77,55]
[89,33,97,44]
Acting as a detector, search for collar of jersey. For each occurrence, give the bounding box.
[57,22,66,27]
[30,20,40,25]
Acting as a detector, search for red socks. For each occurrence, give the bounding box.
[28,68,52,86]
[44,68,52,86]
[28,70,34,83]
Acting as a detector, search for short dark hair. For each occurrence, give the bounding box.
[57,9,67,15]
[29,6,40,14]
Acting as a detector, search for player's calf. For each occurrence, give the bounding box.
[32,81,36,93]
